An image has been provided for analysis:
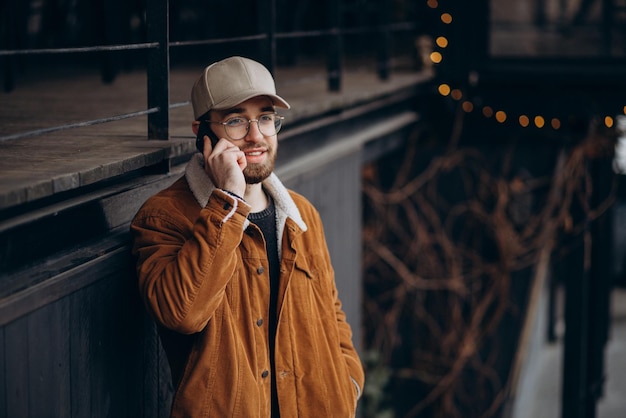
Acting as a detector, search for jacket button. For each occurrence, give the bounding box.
[261,370,269,378]
[257,318,263,326]
[257,266,265,274]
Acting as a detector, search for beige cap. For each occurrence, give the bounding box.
[191,56,290,120]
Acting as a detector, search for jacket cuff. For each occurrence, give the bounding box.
[220,188,246,202]
[209,189,251,225]
[351,377,362,399]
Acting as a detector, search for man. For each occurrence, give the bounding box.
[130,56,364,417]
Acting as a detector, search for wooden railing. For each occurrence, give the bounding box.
[0,0,419,143]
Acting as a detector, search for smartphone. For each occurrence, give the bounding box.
[196,121,220,153]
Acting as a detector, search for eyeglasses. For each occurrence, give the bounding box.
[207,113,284,140]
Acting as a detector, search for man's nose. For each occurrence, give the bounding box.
[245,120,264,141]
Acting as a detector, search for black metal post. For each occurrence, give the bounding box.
[147,0,170,141]
[377,0,391,81]
[534,0,547,26]
[562,225,591,418]
[446,0,489,87]
[584,152,614,416]
[269,0,277,75]
[327,0,342,92]
[259,0,277,75]
[2,0,24,92]
[100,0,121,84]
[558,0,568,27]
[601,0,613,55]
[561,149,613,418]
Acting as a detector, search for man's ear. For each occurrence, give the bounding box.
[191,121,200,135]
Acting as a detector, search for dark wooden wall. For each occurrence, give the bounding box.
[0,171,180,418]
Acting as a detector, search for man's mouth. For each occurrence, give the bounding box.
[245,150,264,156]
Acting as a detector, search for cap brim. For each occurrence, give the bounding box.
[212,90,290,111]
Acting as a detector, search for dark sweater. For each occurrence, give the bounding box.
[248,196,280,417]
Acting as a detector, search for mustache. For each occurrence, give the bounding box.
[239,142,271,152]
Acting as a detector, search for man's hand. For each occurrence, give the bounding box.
[202,136,247,197]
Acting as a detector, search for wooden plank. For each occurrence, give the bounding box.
[27,301,71,417]
[0,245,130,326]
[158,342,174,417]
[0,328,6,418]
[3,317,29,416]
[119,269,152,417]
[0,166,182,279]
[69,286,93,417]
[142,319,160,418]
[89,279,110,417]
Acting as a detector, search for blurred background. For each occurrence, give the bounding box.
[1,1,625,417]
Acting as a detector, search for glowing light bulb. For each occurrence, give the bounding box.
[551,118,561,130]
[441,13,453,24]
[427,0,438,8]
[519,115,530,127]
[534,116,545,128]
[451,89,463,100]
[462,101,474,112]
[495,111,507,123]
[482,106,493,118]
[430,52,443,63]
[438,84,451,96]
[605,116,614,128]
[436,37,448,48]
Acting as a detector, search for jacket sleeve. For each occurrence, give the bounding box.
[130,189,251,334]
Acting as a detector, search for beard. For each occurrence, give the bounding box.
[242,144,277,184]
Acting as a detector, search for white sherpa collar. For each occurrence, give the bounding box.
[185,153,308,255]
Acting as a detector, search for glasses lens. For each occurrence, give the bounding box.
[258,114,282,137]
[224,117,248,140]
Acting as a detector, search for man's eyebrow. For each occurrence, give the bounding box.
[222,107,244,116]
[222,105,275,117]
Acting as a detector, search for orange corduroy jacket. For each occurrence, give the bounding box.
[130,154,364,418]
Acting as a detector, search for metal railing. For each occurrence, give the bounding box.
[0,0,418,144]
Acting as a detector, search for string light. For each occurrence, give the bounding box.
[441,13,453,24]
[436,37,448,48]
[519,115,530,127]
[534,116,545,128]
[430,52,443,64]
[430,6,625,131]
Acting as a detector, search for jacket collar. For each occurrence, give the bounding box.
[185,153,308,251]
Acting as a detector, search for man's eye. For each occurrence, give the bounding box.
[259,114,275,123]
[226,118,247,127]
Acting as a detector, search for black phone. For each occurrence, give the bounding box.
[196,121,220,153]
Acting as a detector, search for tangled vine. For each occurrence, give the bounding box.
[361,105,617,418]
